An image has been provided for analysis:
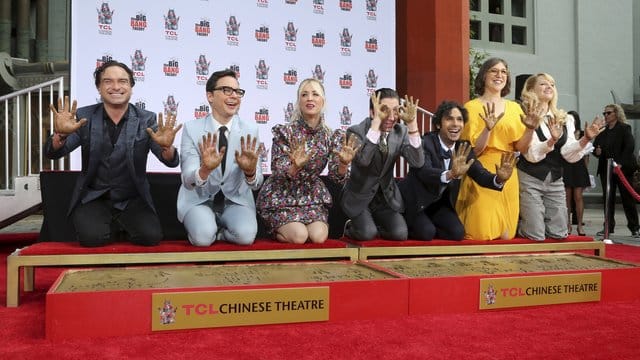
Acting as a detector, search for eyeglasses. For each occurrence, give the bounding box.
[602,111,614,116]
[487,68,509,76]
[213,86,246,97]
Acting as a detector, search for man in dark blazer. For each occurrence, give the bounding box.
[399,101,516,240]
[593,103,639,236]
[45,61,181,247]
[341,88,424,240]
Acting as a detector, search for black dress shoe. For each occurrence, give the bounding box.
[632,231,640,238]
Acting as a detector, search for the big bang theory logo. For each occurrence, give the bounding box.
[255,25,270,42]
[255,107,269,124]
[134,99,147,111]
[365,36,378,53]
[163,59,180,77]
[311,30,325,47]
[283,69,298,85]
[195,18,211,37]
[339,73,352,89]
[130,12,147,31]
[194,103,210,119]
[97,2,114,35]
[339,0,352,11]
[164,9,180,40]
[229,64,241,79]
[95,54,114,69]
[256,0,269,8]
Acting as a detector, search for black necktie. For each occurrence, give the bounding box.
[218,126,228,174]
[441,148,452,159]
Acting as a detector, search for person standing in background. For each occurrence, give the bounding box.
[562,110,592,236]
[593,104,639,237]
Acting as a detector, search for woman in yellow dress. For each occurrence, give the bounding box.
[455,58,538,240]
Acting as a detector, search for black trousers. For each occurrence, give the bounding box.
[410,199,464,241]
[600,174,639,232]
[71,197,162,247]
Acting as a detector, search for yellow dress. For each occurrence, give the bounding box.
[455,98,525,240]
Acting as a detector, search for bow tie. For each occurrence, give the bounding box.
[441,147,452,159]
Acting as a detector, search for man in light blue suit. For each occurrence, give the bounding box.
[177,69,263,246]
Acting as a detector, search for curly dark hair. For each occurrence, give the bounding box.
[431,100,468,130]
[93,60,135,88]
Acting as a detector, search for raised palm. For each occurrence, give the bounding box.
[199,132,225,171]
[234,134,259,173]
[49,96,87,134]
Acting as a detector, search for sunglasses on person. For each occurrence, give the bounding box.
[602,111,614,116]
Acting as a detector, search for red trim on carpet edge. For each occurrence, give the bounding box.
[341,235,596,247]
[17,235,598,255]
[0,232,39,243]
[19,239,348,255]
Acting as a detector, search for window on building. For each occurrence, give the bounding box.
[470,0,534,53]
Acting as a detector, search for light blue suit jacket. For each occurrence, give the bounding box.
[177,113,263,222]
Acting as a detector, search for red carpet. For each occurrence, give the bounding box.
[1,239,640,359]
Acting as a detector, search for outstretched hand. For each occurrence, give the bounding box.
[519,101,544,130]
[495,151,518,183]
[546,116,563,141]
[334,132,360,165]
[146,112,182,148]
[585,116,605,141]
[199,132,225,171]
[49,96,88,134]
[287,136,313,170]
[479,102,504,131]
[369,92,388,131]
[449,142,475,179]
[235,134,259,174]
[399,95,419,125]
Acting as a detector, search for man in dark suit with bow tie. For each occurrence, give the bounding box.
[399,101,516,240]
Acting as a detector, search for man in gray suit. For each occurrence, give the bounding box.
[341,88,424,240]
[45,60,181,247]
[177,69,263,246]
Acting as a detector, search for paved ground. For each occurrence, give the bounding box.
[2,204,640,246]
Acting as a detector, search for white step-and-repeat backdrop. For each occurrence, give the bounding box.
[71,0,396,172]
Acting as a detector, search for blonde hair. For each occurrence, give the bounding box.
[604,103,627,123]
[292,78,331,133]
[520,73,567,125]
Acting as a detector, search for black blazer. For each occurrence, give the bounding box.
[593,121,637,176]
[399,132,501,228]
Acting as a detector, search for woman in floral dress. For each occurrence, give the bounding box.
[257,78,359,243]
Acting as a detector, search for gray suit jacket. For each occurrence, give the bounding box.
[177,113,263,222]
[44,103,180,215]
[340,117,424,218]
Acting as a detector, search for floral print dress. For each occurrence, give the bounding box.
[256,118,348,235]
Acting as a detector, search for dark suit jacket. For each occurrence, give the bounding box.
[593,121,637,176]
[399,132,501,228]
[44,103,179,215]
[341,117,424,218]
